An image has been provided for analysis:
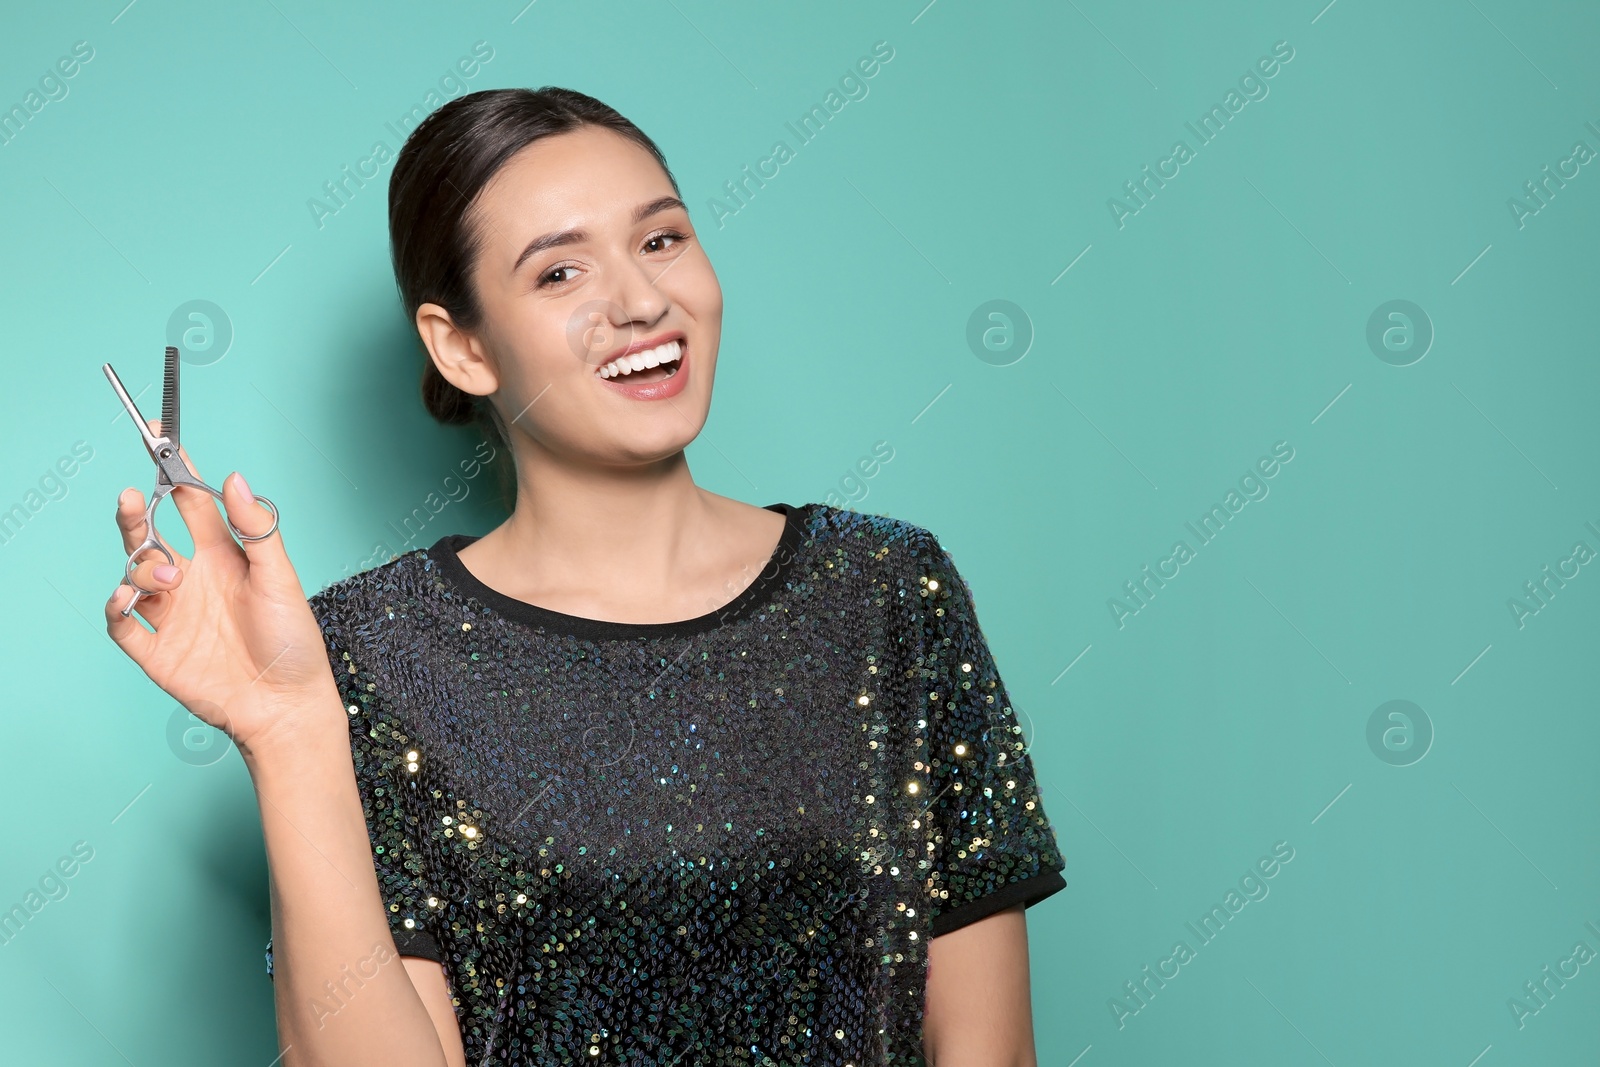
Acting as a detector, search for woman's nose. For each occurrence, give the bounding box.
[607,250,674,322]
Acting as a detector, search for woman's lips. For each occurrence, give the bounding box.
[596,339,690,401]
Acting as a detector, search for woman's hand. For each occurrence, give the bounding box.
[105,418,337,757]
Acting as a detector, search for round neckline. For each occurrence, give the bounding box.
[427,502,811,641]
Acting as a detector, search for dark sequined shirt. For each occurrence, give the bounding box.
[266,503,1065,1065]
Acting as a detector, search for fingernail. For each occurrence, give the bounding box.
[153,564,179,582]
[233,472,254,501]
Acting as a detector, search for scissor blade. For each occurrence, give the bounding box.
[161,345,180,449]
[102,363,163,458]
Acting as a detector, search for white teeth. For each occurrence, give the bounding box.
[598,339,682,378]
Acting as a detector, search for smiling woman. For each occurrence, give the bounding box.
[104,85,1063,1067]
[389,93,729,504]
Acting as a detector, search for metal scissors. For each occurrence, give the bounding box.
[103,346,279,618]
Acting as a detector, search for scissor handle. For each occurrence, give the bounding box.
[234,495,279,541]
[118,486,282,618]
[120,489,178,616]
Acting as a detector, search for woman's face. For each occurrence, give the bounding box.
[430,124,722,466]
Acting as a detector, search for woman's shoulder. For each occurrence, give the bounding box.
[800,501,949,560]
[304,541,447,632]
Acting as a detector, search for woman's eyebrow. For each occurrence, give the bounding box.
[511,195,687,275]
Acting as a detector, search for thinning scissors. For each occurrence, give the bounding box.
[103,346,279,618]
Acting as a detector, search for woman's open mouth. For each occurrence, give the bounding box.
[595,337,689,400]
[596,338,681,383]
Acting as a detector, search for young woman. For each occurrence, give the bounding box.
[106,87,1065,1067]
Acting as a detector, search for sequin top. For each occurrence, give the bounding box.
[265,502,1065,1065]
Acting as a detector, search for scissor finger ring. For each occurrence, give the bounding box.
[122,537,176,595]
[232,495,279,543]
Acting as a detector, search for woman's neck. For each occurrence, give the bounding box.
[456,445,787,625]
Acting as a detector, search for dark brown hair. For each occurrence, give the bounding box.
[387,86,681,508]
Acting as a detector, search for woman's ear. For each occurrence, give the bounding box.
[416,302,499,398]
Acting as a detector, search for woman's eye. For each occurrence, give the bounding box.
[538,265,577,288]
[645,230,689,254]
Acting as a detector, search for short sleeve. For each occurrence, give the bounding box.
[913,532,1066,938]
[264,596,443,979]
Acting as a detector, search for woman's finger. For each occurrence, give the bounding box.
[115,486,151,557]
[127,555,184,597]
[114,488,182,628]
[117,554,182,629]
[104,582,157,663]
[220,471,291,584]
[147,418,232,553]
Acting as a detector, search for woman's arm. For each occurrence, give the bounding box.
[247,692,458,1067]
[102,426,460,1067]
[402,959,469,1067]
[923,904,1039,1067]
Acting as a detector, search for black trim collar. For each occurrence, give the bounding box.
[427,503,810,641]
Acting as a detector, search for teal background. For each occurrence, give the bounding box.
[3,0,1598,1063]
